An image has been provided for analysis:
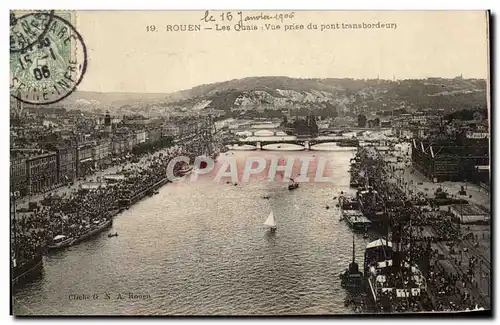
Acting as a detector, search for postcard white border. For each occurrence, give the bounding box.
[2,1,497,324]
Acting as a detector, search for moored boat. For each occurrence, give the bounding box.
[48,218,113,251]
[11,196,44,287]
[340,234,364,292]
[12,254,43,287]
[47,235,75,251]
[72,219,113,245]
[338,195,359,210]
[343,210,371,231]
[364,238,427,312]
[357,186,386,223]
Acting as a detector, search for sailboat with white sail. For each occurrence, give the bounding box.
[264,211,277,232]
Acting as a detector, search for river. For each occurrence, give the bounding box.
[13,147,373,315]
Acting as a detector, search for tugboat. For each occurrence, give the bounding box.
[288,178,299,191]
[340,234,364,292]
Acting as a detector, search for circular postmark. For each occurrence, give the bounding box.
[10,13,87,105]
[10,10,55,54]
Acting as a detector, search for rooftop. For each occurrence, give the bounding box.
[11,149,56,160]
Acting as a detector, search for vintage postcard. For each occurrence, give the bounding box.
[10,10,491,316]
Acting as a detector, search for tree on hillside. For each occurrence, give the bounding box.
[357,114,367,127]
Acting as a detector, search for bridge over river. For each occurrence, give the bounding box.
[223,132,396,151]
[225,137,361,150]
[232,125,390,137]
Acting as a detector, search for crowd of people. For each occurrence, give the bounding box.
[11,210,46,263]
[426,256,483,312]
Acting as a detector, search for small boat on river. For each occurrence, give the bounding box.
[288,178,299,191]
[108,232,119,238]
[264,211,277,232]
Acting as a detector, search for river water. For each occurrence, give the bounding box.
[13,147,373,316]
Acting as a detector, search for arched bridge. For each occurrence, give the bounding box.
[232,129,285,136]
[224,137,357,150]
[231,126,391,136]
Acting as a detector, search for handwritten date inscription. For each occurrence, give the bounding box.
[201,11,295,24]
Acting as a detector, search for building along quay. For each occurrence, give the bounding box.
[349,143,490,312]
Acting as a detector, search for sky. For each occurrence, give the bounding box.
[74,10,489,93]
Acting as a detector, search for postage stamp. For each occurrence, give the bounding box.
[10,11,87,105]
[10,10,55,54]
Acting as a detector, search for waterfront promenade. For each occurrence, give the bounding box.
[382,142,490,208]
[376,142,491,310]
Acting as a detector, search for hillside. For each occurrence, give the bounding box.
[159,76,487,116]
[35,76,487,116]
